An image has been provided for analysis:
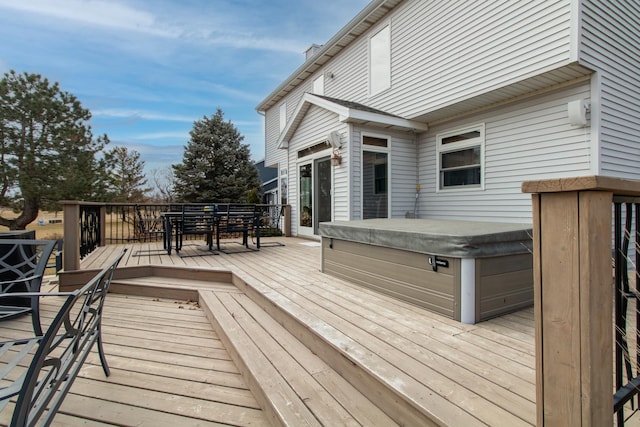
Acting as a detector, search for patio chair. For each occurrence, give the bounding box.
[136,205,165,243]
[0,249,126,427]
[175,204,217,254]
[0,239,57,336]
[215,204,261,252]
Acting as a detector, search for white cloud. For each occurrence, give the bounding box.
[133,131,190,141]
[0,0,177,37]
[92,109,195,123]
[0,0,312,55]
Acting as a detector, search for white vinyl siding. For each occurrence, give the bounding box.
[418,84,592,223]
[275,0,574,120]
[580,0,640,178]
[389,132,418,218]
[263,0,577,168]
[279,103,287,133]
[387,0,574,117]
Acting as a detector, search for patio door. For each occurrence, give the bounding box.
[314,157,332,232]
[298,157,332,237]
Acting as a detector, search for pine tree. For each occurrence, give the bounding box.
[172,109,260,203]
[103,146,150,202]
[0,70,108,229]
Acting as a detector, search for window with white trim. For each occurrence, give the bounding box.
[362,135,389,219]
[313,74,324,95]
[369,24,390,95]
[279,102,287,132]
[436,125,484,190]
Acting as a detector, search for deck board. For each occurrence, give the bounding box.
[2,237,538,426]
[105,237,536,426]
[0,287,267,426]
[216,245,533,426]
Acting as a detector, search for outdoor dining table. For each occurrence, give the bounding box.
[159,211,182,255]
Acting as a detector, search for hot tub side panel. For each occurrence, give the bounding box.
[321,238,461,319]
[475,253,534,322]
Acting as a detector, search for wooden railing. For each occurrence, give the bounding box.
[523,176,640,426]
[61,202,291,272]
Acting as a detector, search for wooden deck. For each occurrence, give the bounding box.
[0,280,267,426]
[3,236,540,426]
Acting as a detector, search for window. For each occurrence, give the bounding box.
[362,135,389,219]
[436,125,485,190]
[313,74,324,95]
[279,102,287,133]
[369,24,391,95]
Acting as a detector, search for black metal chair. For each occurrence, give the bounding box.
[175,204,217,254]
[135,205,165,243]
[0,249,126,427]
[215,204,261,252]
[0,239,57,336]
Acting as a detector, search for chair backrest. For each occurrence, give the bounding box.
[0,239,57,292]
[217,204,259,232]
[181,205,216,234]
[10,249,126,426]
[135,205,148,234]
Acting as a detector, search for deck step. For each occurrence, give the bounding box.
[199,289,398,427]
[232,273,494,427]
[110,277,239,301]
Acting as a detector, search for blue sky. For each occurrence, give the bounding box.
[0,0,370,174]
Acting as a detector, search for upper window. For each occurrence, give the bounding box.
[369,25,391,95]
[279,102,287,133]
[313,74,324,95]
[436,125,485,190]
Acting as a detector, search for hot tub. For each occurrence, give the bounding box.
[318,219,533,324]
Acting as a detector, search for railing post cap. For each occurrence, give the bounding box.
[522,175,640,197]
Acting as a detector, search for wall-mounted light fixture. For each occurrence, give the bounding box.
[568,99,590,127]
[328,131,342,166]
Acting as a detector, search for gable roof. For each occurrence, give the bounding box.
[256,0,404,112]
[278,93,428,148]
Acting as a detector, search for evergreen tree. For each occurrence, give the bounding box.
[0,70,108,229]
[173,109,260,202]
[103,146,150,202]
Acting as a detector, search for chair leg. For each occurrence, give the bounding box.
[97,327,111,377]
[31,296,43,336]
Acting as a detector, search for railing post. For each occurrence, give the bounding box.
[61,201,81,272]
[283,204,292,237]
[522,176,640,426]
[99,204,106,246]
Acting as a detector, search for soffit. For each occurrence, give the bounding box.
[411,63,595,125]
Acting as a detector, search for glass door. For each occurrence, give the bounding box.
[314,157,332,233]
[298,157,332,237]
[298,162,313,236]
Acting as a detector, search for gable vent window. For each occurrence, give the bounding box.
[436,125,485,190]
[369,24,391,96]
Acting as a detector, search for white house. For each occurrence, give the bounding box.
[256,0,640,238]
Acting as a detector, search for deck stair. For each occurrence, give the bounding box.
[199,289,398,427]
[96,256,534,427]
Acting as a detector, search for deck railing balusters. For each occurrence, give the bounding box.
[63,201,290,270]
[613,199,640,426]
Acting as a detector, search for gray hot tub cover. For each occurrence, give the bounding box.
[318,219,533,258]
